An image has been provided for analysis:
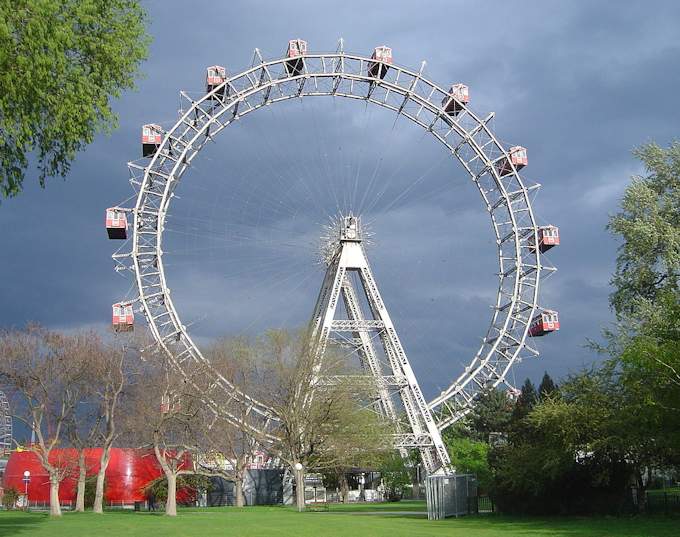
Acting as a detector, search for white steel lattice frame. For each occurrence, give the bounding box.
[309,222,452,474]
[0,390,12,453]
[117,47,551,460]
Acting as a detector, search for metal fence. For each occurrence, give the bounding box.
[467,494,495,514]
[425,474,477,520]
[646,491,680,514]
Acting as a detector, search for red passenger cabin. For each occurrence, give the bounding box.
[528,310,559,337]
[442,84,469,116]
[368,46,392,79]
[531,225,560,253]
[285,39,307,76]
[206,65,227,99]
[160,394,170,414]
[106,208,128,240]
[112,303,134,332]
[496,146,528,176]
[142,124,163,157]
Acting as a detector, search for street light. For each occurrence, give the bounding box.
[22,470,31,509]
[293,463,304,512]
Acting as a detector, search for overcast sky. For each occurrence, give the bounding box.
[1,0,679,399]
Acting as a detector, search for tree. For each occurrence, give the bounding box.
[608,142,680,319]
[90,337,132,513]
[467,388,514,442]
[198,336,263,508]
[0,326,94,516]
[529,366,663,512]
[446,436,491,491]
[0,0,150,197]
[66,388,101,513]
[510,378,538,439]
[64,334,132,513]
[378,452,411,502]
[602,141,680,462]
[251,329,392,511]
[538,372,558,400]
[2,487,19,510]
[123,351,198,516]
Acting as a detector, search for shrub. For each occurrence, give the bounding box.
[2,487,19,510]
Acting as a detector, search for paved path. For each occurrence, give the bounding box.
[318,510,427,516]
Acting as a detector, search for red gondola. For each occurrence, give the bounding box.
[106,208,128,240]
[206,65,227,99]
[112,303,134,332]
[285,39,307,76]
[496,146,527,176]
[160,394,170,414]
[528,310,559,337]
[530,225,560,253]
[441,84,469,116]
[368,46,392,79]
[142,124,163,157]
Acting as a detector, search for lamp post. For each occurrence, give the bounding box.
[294,462,304,512]
[22,470,31,509]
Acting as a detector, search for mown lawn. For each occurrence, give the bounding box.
[0,506,678,537]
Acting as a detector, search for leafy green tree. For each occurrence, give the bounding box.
[491,367,659,514]
[529,366,663,510]
[2,487,19,510]
[0,0,150,197]
[608,142,680,318]
[603,141,680,457]
[445,436,491,491]
[378,452,410,502]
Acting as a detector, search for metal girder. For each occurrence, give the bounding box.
[329,319,385,331]
[316,375,408,389]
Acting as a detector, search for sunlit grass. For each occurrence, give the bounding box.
[0,506,678,537]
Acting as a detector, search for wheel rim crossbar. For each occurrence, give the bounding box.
[126,50,544,442]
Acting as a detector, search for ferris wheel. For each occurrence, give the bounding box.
[107,39,559,474]
[0,390,12,454]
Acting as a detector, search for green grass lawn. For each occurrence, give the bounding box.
[0,506,678,537]
[326,499,427,512]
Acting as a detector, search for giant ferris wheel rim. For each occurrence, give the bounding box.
[125,47,545,438]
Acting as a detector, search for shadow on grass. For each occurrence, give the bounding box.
[0,511,47,537]
[440,513,680,537]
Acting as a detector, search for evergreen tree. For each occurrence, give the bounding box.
[468,388,513,441]
[512,378,538,422]
[538,372,558,400]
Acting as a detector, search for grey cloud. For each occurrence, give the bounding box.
[2,0,679,398]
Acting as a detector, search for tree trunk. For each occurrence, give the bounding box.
[235,478,244,507]
[165,472,177,516]
[49,471,62,517]
[340,474,349,503]
[75,449,86,512]
[93,447,111,514]
[294,466,305,512]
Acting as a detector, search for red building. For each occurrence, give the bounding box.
[3,448,190,505]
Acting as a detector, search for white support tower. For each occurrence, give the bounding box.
[0,390,12,454]
[310,215,451,475]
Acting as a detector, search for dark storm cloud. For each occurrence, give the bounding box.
[2,0,680,397]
